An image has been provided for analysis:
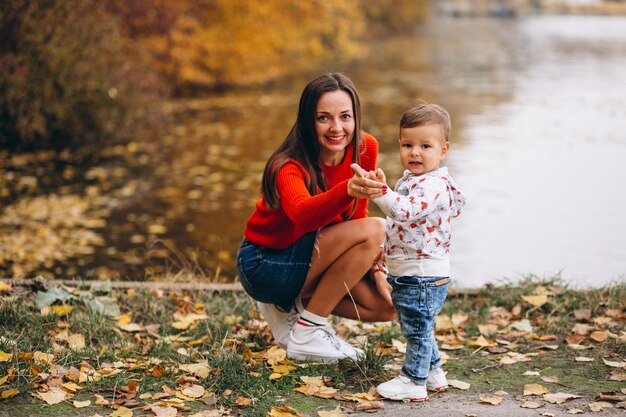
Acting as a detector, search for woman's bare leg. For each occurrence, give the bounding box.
[300,217,395,322]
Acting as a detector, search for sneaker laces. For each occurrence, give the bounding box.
[317,325,342,350]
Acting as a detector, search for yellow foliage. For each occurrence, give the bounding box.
[155,0,365,88]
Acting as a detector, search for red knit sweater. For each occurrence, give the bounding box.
[244,133,379,249]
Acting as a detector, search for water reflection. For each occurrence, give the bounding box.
[5,15,624,287]
[129,14,626,287]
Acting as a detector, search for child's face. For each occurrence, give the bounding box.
[399,124,449,175]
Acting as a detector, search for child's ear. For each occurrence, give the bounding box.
[440,141,450,160]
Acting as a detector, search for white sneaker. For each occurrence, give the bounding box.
[426,367,448,392]
[376,375,428,401]
[287,325,362,363]
[257,302,299,348]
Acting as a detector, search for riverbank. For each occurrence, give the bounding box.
[0,277,624,416]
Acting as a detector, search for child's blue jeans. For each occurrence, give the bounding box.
[387,275,451,385]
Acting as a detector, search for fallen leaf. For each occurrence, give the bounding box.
[150,405,178,417]
[521,401,542,409]
[435,315,454,331]
[73,400,91,408]
[38,389,67,404]
[1,388,18,399]
[603,358,626,368]
[189,411,221,417]
[51,305,74,316]
[68,334,86,351]
[523,371,540,376]
[521,294,548,307]
[95,394,110,405]
[510,319,533,333]
[0,352,12,362]
[179,363,210,379]
[110,407,133,417]
[609,372,626,383]
[524,384,549,396]
[573,309,591,321]
[567,408,584,414]
[0,283,11,292]
[540,376,559,384]
[116,313,132,326]
[317,405,346,417]
[566,334,586,346]
[392,339,406,353]
[269,373,283,380]
[448,379,471,390]
[33,351,54,365]
[479,394,503,405]
[589,331,609,342]
[575,356,594,362]
[543,392,582,404]
[478,324,499,337]
[451,313,469,327]
[571,323,592,335]
[181,384,205,398]
[268,406,305,417]
[118,323,143,332]
[266,346,287,365]
[62,382,81,392]
[235,396,253,406]
[588,401,613,412]
[468,336,494,348]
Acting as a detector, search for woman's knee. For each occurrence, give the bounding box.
[353,217,385,243]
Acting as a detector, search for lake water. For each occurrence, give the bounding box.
[163,15,626,288]
[9,14,625,288]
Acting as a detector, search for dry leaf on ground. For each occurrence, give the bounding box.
[110,407,133,417]
[37,388,67,404]
[543,392,582,404]
[479,394,503,405]
[588,401,614,412]
[524,383,549,396]
[150,405,178,417]
[448,379,471,390]
[268,406,305,417]
[317,405,346,417]
[521,400,542,409]
[181,384,205,399]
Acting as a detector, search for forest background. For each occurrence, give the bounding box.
[0,0,429,150]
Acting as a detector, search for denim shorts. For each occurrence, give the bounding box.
[236,231,317,311]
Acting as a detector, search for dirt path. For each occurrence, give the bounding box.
[349,391,625,417]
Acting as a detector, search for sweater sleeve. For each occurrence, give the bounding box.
[277,162,355,231]
[373,176,446,221]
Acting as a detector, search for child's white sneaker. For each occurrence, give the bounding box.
[426,367,448,392]
[376,375,428,401]
[257,302,299,348]
[287,325,362,363]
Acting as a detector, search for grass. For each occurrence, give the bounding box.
[0,276,624,417]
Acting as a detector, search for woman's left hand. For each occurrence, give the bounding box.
[349,164,386,199]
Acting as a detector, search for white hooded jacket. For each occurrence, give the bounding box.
[373,167,465,277]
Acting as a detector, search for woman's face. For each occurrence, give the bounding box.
[315,90,355,166]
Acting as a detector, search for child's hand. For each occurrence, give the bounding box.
[369,168,387,184]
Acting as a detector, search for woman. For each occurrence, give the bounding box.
[236,73,395,363]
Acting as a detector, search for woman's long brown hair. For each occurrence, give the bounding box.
[261,73,363,213]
